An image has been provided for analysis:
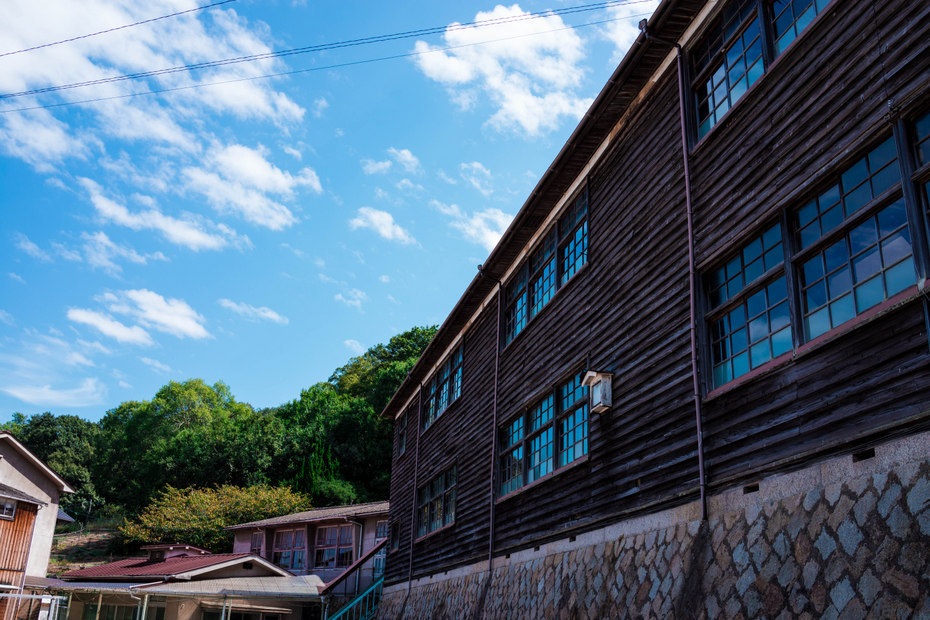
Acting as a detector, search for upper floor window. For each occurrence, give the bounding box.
[272,528,306,571]
[417,467,456,537]
[373,520,389,576]
[498,370,589,497]
[706,124,927,389]
[315,525,353,568]
[396,408,408,456]
[706,225,792,387]
[503,187,588,346]
[423,344,463,430]
[0,499,16,519]
[692,0,830,139]
[249,531,262,555]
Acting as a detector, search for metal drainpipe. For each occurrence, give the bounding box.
[641,23,709,521]
[486,278,502,576]
[405,382,424,600]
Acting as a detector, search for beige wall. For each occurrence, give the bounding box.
[0,442,62,577]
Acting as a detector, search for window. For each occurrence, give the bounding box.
[1,499,16,519]
[503,187,588,346]
[498,371,589,496]
[396,408,408,456]
[706,125,929,389]
[373,520,388,576]
[692,0,830,139]
[250,531,262,555]
[423,344,463,429]
[706,225,792,387]
[417,467,456,537]
[315,525,353,568]
[272,528,306,571]
[85,607,164,620]
[796,138,914,340]
[389,523,400,552]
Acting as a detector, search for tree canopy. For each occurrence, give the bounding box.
[1,325,437,528]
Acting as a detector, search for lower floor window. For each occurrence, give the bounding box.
[272,528,306,571]
[84,607,164,620]
[417,467,456,537]
[498,370,589,496]
[315,524,353,568]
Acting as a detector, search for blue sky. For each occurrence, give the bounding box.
[0,0,657,422]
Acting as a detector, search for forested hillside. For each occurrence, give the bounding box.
[1,326,435,526]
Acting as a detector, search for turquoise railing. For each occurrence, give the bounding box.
[326,576,384,620]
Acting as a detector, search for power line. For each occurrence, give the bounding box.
[0,13,654,116]
[0,0,654,101]
[0,0,237,60]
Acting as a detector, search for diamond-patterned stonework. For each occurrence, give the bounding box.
[379,461,930,618]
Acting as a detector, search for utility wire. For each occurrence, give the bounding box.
[0,0,654,101]
[0,13,654,115]
[0,0,237,60]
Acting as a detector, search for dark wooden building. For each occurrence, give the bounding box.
[379,0,930,606]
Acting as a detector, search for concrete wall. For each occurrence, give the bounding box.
[0,441,62,578]
[379,430,930,619]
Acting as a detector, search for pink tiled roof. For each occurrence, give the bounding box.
[62,553,252,580]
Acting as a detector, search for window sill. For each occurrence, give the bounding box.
[500,261,589,355]
[496,453,590,505]
[414,521,455,543]
[705,283,923,401]
[0,515,13,521]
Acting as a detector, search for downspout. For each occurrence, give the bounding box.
[485,275,503,575]
[405,382,424,601]
[641,22,708,521]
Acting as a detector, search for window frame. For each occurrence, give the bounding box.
[497,369,590,499]
[502,186,589,348]
[422,343,463,430]
[313,524,354,569]
[0,499,16,520]
[271,527,306,572]
[704,118,930,394]
[416,467,456,539]
[690,0,833,143]
[396,408,408,456]
[249,531,262,555]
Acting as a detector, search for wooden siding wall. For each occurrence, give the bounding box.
[384,0,930,586]
[691,0,930,490]
[0,502,37,586]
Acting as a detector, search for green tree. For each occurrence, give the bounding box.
[120,484,309,552]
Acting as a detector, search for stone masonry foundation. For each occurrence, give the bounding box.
[379,430,930,618]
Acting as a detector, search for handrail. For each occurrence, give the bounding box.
[326,577,383,620]
[320,538,387,595]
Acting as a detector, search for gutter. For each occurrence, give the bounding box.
[640,20,708,521]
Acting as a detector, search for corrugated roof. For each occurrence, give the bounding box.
[227,501,389,530]
[57,508,75,522]
[140,575,323,598]
[61,553,253,580]
[0,482,45,506]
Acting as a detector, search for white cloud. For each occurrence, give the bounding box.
[349,207,416,245]
[283,146,302,160]
[388,147,421,174]
[184,143,322,230]
[603,1,661,63]
[118,380,133,389]
[460,161,493,196]
[218,298,289,325]
[121,289,211,339]
[14,233,51,262]
[379,275,390,283]
[67,307,154,345]
[396,179,424,193]
[80,231,166,275]
[362,158,392,175]
[413,4,591,136]
[432,199,514,251]
[335,289,368,310]
[0,378,105,408]
[344,339,365,354]
[8,273,25,284]
[437,170,458,185]
[81,178,247,252]
[313,97,329,117]
[140,357,173,374]
[0,310,13,326]
[0,109,90,172]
